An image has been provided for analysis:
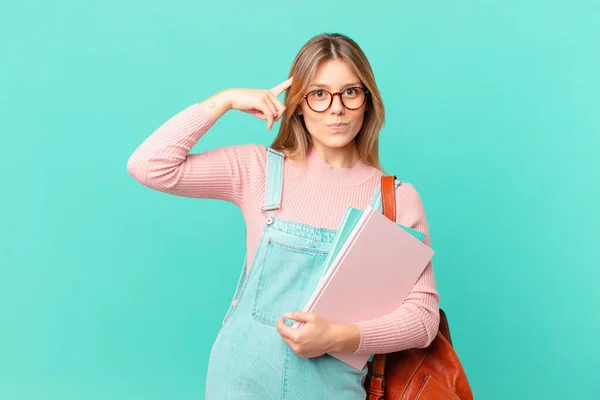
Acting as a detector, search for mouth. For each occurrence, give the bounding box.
[326,123,349,128]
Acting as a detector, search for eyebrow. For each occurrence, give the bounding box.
[308,82,362,90]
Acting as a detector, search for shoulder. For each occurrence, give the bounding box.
[224,144,295,177]
[392,180,430,236]
[395,181,423,208]
[218,143,268,169]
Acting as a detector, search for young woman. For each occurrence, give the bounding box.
[127,33,440,400]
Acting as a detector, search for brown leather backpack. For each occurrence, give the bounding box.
[363,176,474,400]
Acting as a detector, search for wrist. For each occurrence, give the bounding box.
[217,89,234,111]
[198,90,233,121]
[328,323,361,353]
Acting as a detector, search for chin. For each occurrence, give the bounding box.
[314,135,356,149]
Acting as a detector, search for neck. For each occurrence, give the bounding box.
[301,141,376,187]
[311,141,360,169]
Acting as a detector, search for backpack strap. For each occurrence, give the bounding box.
[381,175,397,220]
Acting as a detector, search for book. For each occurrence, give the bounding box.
[318,206,426,282]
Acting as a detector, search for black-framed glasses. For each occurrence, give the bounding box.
[302,86,369,113]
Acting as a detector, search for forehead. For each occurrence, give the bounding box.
[309,59,361,89]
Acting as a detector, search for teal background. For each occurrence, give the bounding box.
[1,0,598,398]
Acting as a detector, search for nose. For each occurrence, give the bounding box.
[329,93,345,115]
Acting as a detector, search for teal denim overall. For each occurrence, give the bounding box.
[205,148,401,400]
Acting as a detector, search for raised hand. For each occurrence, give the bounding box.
[227,77,294,130]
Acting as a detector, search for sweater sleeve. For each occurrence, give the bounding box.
[126,103,266,208]
[353,183,441,354]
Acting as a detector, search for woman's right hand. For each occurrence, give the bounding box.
[227,77,294,130]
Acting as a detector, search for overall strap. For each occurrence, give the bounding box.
[262,147,285,212]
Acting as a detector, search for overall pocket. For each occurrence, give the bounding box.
[252,238,329,326]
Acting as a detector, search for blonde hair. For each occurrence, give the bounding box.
[270,33,385,171]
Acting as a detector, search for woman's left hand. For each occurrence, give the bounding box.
[276,311,360,358]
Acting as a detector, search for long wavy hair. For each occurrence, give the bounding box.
[270,33,385,171]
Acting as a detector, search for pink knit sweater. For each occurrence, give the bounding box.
[127,103,440,354]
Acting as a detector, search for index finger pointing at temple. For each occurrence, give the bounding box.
[269,77,293,96]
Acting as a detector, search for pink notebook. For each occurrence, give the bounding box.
[294,205,434,370]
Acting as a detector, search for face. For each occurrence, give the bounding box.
[298,59,368,153]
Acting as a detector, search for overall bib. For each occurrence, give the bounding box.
[205,148,401,400]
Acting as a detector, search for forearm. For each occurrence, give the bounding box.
[353,262,440,354]
[127,90,231,178]
[126,102,216,189]
[126,91,261,204]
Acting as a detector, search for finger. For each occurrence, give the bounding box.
[267,91,286,120]
[261,100,276,130]
[284,311,315,323]
[240,109,266,119]
[269,77,293,97]
[281,335,298,353]
[262,95,279,120]
[253,111,267,120]
[276,316,298,341]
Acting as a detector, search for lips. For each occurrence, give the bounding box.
[326,123,349,127]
